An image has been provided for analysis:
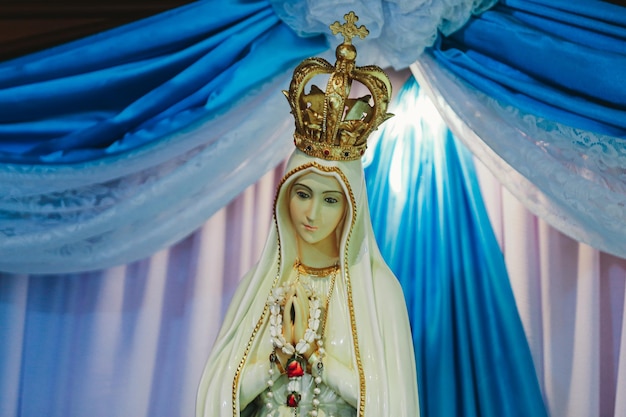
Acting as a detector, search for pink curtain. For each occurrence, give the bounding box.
[475,158,626,417]
[0,165,283,417]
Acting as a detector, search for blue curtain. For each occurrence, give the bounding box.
[364,77,547,417]
[416,0,626,258]
[0,0,326,164]
[430,0,626,137]
[0,0,328,273]
[0,0,504,273]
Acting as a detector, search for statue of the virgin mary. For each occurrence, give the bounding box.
[197,12,419,417]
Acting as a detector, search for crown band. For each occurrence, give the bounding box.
[294,132,367,161]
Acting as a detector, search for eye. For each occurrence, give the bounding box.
[296,190,310,199]
[324,196,338,204]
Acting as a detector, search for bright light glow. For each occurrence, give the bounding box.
[388,83,447,195]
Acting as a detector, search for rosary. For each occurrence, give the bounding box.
[264,261,338,416]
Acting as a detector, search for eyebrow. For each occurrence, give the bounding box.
[293,182,343,194]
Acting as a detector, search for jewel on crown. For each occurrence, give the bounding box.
[283,12,394,161]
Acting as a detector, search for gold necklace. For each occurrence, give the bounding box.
[295,259,340,278]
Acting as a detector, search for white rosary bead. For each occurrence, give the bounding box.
[312,398,320,407]
[310,411,318,417]
[267,391,274,398]
[268,368,275,375]
[313,387,321,395]
[266,402,273,409]
[315,376,322,384]
[317,340,323,347]
[267,379,274,387]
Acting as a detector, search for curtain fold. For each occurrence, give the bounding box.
[411,53,626,259]
[0,165,284,417]
[0,1,328,274]
[0,0,308,162]
[269,0,497,69]
[414,0,626,258]
[432,0,626,137]
[363,77,547,417]
[474,157,626,417]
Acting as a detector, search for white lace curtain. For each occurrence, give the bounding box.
[412,55,626,259]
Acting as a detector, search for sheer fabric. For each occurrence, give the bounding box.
[417,0,626,257]
[269,0,497,69]
[0,28,336,274]
[475,158,626,417]
[0,0,328,274]
[411,54,626,259]
[0,78,300,273]
[0,166,284,417]
[363,77,546,417]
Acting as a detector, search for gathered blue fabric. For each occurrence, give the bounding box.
[430,0,626,137]
[364,77,547,417]
[269,0,496,69]
[0,0,326,163]
[0,0,501,165]
[416,0,626,258]
[0,0,329,273]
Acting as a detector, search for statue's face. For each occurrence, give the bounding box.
[289,172,347,250]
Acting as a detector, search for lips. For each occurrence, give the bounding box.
[303,224,317,231]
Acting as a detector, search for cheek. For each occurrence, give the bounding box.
[289,198,300,220]
[325,205,346,231]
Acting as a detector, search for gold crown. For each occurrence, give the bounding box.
[283,12,393,161]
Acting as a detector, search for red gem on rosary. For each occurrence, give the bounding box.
[286,359,304,378]
[323,149,330,156]
[286,392,300,407]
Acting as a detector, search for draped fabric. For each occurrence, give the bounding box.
[0,0,328,273]
[412,54,626,259]
[0,0,326,163]
[0,165,284,417]
[419,0,626,258]
[475,159,626,417]
[0,0,497,274]
[432,0,626,137]
[269,0,497,69]
[363,78,546,417]
[0,78,298,274]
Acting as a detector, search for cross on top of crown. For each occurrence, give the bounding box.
[330,11,369,44]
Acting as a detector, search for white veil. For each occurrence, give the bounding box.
[196,149,419,417]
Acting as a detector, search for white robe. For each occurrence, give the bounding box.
[196,150,420,417]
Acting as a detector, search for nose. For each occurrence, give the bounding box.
[305,198,321,222]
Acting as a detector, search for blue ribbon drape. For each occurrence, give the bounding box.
[364,77,547,417]
[0,0,326,163]
[431,0,626,137]
[0,0,329,273]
